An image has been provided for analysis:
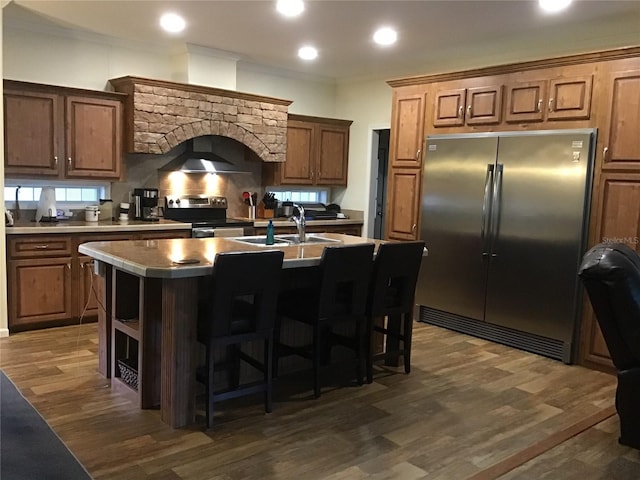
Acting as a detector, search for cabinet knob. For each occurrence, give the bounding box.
[317,171,321,178]
[537,99,542,112]
[603,146,609,161]
[467,105,472,117]
[412,223,417,232]
[54,156,58,166]
[68,157,72,166]
[416,149,421,160]
[458,106,463,118]
[548,98,554,112]
[67,263,71,269]
[34,244,49,250]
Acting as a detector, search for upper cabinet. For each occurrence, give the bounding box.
[390,89,426,168]
[433,83,502,128]
[263,114,352,187]
[4,80,125,180]
[505,75,592,124]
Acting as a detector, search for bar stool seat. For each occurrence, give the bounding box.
[275,243,375,398]
[366,241,425,383]
[196,250,284,429]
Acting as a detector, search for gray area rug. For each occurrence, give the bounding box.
[0,370,92,479]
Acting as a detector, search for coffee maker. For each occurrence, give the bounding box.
[132,188,159,221]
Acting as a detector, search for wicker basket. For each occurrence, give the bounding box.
[117,358,138,390]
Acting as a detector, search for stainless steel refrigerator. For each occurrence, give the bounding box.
[416,129,596,363]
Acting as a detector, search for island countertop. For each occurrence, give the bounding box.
[79,233,383,278]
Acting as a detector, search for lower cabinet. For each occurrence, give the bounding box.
[254,223,362,236]
[385,167,421,240]
[7,229,191,332]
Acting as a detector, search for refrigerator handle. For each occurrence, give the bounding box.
[481,163,494,257]
[489,163,504,258]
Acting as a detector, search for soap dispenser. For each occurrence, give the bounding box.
[266,219,275,245]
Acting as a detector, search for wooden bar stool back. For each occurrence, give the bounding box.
[197,250,284,429]
[367,240,425,383]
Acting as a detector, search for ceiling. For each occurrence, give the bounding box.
[5,0,640,82]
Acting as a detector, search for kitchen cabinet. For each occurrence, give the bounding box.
[3,80,125,180]
[385,168,421,241]
[6,229,191,332]
[433,83,503,128]
[263,114,352,186]
[505,75,592,123]
[390,88,427,168]
[254,223,362,236]
[597,68,640,171]
[7,236,74,331]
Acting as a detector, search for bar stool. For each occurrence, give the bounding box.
[275,243,375,398]
[366,240,425,383]
[196,250,284,429]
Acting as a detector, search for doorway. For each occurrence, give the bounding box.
[372,129,390,239]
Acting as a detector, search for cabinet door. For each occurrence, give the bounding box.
[385,168,421,240]
[4,89,61,176]
[580,174,640,368]
[600,70,640,170]
[280,120,314,185]
[78,256,100,318]
[465,85,502,125]
[547,75,592,121]
[391,91,426,167]
[433,88,465,128]
[65,96,122,179]
[505,80,547,123]
[316,124,349,185]
[8,257,73,330]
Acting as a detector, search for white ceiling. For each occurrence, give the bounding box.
[6,0,640,82]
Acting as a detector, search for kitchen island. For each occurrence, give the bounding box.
[79,233,383,427]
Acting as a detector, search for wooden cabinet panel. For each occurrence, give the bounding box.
[506,75,592,124]
[505,81,547,123]
[66,96,122,178]
[8,257,73,330]
[316,126,348,185]
[433,88,465,128]
[600,70,640,170]
[385,168,421,240]
[9,236,72,258]
[547,75,592,121]
[3,80,124,180]
[264,115,352,186]
[392,92,427,165]
[466,85,502,125]
[281,120,314,185]
[4,89,61,176]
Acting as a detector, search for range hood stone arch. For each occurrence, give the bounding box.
[109,76,292,162]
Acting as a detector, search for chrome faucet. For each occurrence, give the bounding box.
[290,203,306,243]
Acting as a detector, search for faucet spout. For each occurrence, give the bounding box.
[290,203,306,243]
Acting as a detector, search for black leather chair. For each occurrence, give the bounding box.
[196,250,284,429]
[275,243,375,398]
[578,242,640,449]
[366,240,425,383]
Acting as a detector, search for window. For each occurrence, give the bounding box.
[268,189,329,204]
[4,182,108,209]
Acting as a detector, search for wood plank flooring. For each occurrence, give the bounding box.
[1,322,639,479]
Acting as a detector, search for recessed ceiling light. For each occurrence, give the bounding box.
[373,27,397,46]
[160,13,186,33]
[539,0,572,13]
[277,0,305,18]
[298,46,318,61]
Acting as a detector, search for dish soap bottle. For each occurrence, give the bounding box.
[266,219,275,245]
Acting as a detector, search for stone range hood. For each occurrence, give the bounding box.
[109,76,292,163]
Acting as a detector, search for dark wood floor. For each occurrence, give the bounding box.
[1,321,638,479]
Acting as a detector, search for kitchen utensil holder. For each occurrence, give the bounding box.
[248,206,256,220]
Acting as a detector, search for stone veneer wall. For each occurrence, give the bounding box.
[109,76,292,162]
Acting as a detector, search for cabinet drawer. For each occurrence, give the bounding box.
[8,236,72,258]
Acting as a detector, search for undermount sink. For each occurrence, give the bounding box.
[230,234,342,247]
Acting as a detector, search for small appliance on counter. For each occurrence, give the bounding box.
[35,186,58,223]
[85,205,100,222]
[98,199,114,221]
[132,188,159,221]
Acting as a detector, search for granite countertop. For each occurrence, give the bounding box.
[6,218,192,235]
[79,233,385,278]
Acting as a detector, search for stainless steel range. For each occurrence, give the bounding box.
[163,195,254,238]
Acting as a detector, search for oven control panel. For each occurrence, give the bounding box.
[165,195,227,209]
